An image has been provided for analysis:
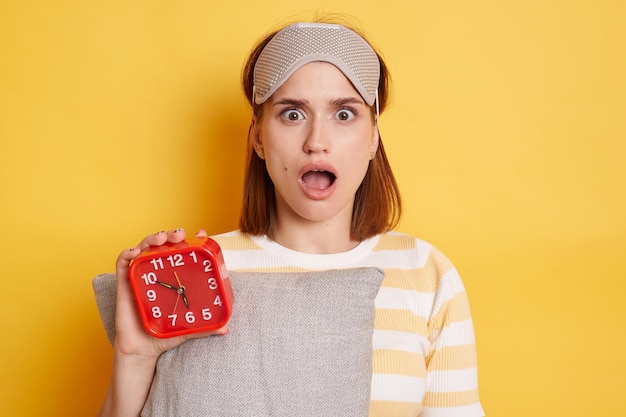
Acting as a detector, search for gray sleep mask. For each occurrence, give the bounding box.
[253,22,380,107]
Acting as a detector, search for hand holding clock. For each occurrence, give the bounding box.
[114,228,228,356]
[99,229,228,417]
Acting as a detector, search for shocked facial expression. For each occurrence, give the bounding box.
[252,61,379,228]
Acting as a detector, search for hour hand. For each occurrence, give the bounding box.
[156,281,179,291]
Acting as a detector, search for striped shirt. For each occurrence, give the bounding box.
[212,230,484,417]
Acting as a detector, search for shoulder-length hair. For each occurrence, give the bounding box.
[238,19,402,241]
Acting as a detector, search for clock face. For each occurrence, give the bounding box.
[128,237,233,338]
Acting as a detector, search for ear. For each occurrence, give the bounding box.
[250,115,264,159]
[370,126,380,158]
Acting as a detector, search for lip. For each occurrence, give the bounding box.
[298,162,338,200]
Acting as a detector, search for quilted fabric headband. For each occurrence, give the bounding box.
[253,22,380,107]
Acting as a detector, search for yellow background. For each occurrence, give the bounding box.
[1,1,624,416]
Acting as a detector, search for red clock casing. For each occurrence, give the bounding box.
[128,236,234,338]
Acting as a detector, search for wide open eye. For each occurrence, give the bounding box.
[336,108,355,121]
[281,109,305,121]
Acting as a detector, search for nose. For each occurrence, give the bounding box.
[302,116,330,154]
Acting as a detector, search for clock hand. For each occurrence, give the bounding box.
[172,292,180,315]
[156,277,189,311]
[173,271,184,288]
[156,281,179,291]
[174,272,190,309]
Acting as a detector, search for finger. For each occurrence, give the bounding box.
[138,230,169,251]
[195,229,208,238]
[166,228,186,244]
[115,247,141,304]
[212,326,229,336]
[185,326,229,341]
[136,228,186,251]
[115,246,141,271]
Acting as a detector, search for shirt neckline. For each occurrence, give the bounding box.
[249,234,380,269]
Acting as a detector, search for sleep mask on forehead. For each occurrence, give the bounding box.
[252,22,380,107]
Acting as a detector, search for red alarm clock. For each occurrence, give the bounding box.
[128,236,234,338]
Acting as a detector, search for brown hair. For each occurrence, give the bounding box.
[239,20,402,241]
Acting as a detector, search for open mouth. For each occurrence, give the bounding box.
[302,169,336,190]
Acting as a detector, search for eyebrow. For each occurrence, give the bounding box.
[330,97,365,106]
[272,98,308,107]
[272,96,366,107]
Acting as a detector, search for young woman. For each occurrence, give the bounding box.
[97,21,484,417]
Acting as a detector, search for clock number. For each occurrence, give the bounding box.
[166,254,184,267]
[207,277,218,290]
[152,306,162,318]
[150,258,164,270]
[146,289,157,302]
[203,259,213,272]
[188,251,198,263]
[185,311,196,323]
[141,272,157,285]
[202,308,213,320]
[168,314,177,326]
[213,295,223,307]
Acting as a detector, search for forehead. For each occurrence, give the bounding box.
[269,62,363,101]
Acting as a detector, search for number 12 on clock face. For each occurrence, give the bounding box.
[128,237,234,338]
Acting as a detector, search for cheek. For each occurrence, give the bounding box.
[346,132,376,176]
[347,128,376,157]
[263,153,292,185]
[263,134,298,171]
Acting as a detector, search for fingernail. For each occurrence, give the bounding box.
[155,230,165,235]
[174,228,184,233]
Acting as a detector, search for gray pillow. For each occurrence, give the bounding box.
[92,268,384,417]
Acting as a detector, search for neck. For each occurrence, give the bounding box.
[271,219,358,255]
